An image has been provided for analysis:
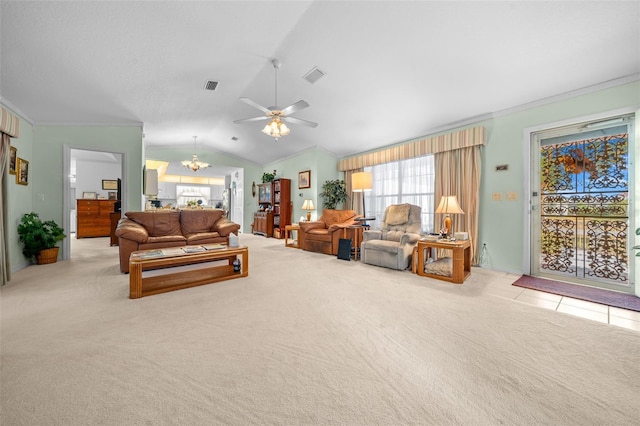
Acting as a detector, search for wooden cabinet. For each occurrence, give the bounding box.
[77,199,118,238]
[258,183,272,205]
[253,211,274,237]
[254,178,291,238]
[272,178,291,232]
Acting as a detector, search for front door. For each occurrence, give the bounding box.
[531,115,634,293]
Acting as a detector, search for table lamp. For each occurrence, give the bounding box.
[435,195,464,239]
[301,199,315,221]
[352,171,373,217]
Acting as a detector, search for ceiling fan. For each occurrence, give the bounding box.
[234,59,318,141]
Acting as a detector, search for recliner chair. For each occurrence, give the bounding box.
[361,204,422,270]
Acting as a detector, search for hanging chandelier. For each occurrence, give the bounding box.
[181,136,210,172]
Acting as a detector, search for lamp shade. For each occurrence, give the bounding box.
[301,199,315,210]
[435,196,464,215]
[352,172,373,192]
[302,199,315,221]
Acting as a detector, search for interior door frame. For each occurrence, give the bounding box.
[62,145,127,260]
[521,107,638,296]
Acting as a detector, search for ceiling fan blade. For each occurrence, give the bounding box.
[282,116,318,128]
[239,97,271,114]
[234,116,269,124]
[280,100,309,116]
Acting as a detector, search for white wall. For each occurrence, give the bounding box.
[74,160,121,200]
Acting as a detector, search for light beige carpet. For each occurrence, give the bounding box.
[1,234,639,425]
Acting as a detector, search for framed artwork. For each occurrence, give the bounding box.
[102,179,118,190]
[298,170,311,189]
[82,192,97,199]
[16,157,28,185]
[9,146,17,175]
[108,191,118,200]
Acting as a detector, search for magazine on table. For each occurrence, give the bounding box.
[160,247,185,256]
[182,246,206,253]
[201,243,227,251]
[134,249,164,259]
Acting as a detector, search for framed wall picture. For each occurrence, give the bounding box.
[9,146,17,175]
[108,191,118,200]
[102,179,118,190]
[82,192,97,199]
[16,157,28,185]
[298,170,311,189]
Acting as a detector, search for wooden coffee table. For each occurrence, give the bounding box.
[129,245,248,299]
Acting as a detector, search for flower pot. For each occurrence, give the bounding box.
[36,247,59,265]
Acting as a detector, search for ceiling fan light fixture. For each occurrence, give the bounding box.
[235,58,317,140]
[262,118,290,138]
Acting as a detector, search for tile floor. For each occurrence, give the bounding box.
[513,287,640,332]
[472,269,640,333]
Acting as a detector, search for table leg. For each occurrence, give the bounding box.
[129,262,143,299]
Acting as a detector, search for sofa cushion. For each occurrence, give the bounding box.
[186,232,221,244]
[385,203,410,226]
[362,239,401,254]
[126,211,182,237]
[146,235,187,244]
[305,228,332,242]
[180,209,224,235]
[321,209,356,227]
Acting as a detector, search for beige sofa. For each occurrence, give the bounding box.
[115,209,240,273]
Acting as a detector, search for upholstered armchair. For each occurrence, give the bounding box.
[298,209,361,255]
[361,204,422,270]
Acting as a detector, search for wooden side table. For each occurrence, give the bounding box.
[341,225,366,260]
[284,224,300,248]
[416,239,471,284]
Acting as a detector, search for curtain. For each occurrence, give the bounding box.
[435,145,482,265]
[0,106,21,285]
[338,126,485,171]
[1,133,10,285]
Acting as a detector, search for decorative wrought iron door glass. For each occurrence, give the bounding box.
[538,124,629,288]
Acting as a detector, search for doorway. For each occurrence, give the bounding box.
[63,147,124,260]
[530,114,634,293]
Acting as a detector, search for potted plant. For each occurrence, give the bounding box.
[17,212,66,264]
[320,179,348,209]
[262,170,277,183]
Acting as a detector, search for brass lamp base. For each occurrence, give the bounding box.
[443,215,452,237]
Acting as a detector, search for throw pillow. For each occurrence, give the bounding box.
[386,204,410,226]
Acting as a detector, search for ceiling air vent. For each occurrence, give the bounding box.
[303,66,326,84]
[204,81,219,91]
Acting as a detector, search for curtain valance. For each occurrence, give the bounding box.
[338,126,485,171]
[0,106,20,138]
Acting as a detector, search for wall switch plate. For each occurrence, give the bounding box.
[492,192,503,201]
[506,192,517,201]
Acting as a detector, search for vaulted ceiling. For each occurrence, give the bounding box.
[2,1,639,166]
